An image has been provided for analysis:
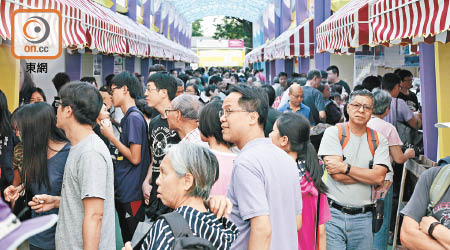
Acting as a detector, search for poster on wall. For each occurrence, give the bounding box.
[354,53,383,86]
[93,54,102,76]
[114,56,123,74]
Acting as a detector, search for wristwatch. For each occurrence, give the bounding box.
[344,163,351,175]
[428,221,441,240]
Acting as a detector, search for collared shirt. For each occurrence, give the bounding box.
[227,138,302,250]
[180,128,208,147]
[278,102,312,124]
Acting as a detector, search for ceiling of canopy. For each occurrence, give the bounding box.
[165,0,273,22]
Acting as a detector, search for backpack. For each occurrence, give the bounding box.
[322,123,380,184]
[159,212,216,250]
[428,164,450,215]
[337,122,379,158]
[128,109,152,157]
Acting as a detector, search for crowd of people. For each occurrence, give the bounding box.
[1,63,449,250]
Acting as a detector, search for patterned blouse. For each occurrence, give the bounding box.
[141,206,239,250]
[13,142,23,173]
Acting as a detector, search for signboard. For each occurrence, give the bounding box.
[228,40,245,48]
[197,49,245,67]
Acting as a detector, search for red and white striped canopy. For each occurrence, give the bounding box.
[0,0,198,62]
[245,44,266,64]
[265,18,314,60]
[246,18,314,64]
[370,0,450,47]
[316,0,370,53]
[0,0,86,48]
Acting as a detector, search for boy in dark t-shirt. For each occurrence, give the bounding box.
[100,72,150,242]
[397,69,420,112]
[143,72,180,220]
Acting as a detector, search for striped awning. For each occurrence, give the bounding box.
[64,0,129,55]
[316,0,370,53]
[245,44,266,64]
[370,0,450,47]
[264,18,314,60]
[0,0,86,48]
[0,0,198,62]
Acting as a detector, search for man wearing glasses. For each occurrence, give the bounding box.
[277,84,311,124]
[318,89,391,250]
[221,85,302,250]
[142,72,180,220]
[397,69,420,112]
[99,71,150,243]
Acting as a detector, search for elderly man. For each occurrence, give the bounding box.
[166,94,206,144]
[279,70,326,125]
[277,84,311,123]
[221,85,302,250]
[318,89,391,249]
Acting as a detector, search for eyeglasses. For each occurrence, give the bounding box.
[164,109,178,116]
[146,87,158,93]
[54,100,63,108]
[109,86,122,95]
[219,108,253,118]
[349,102,372,112]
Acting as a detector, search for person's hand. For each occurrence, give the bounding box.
[99,119,114,140]
[325,159,346,175]
[4,185,21,202]
[122,241,133,250]
[28,194,58,213]
[142,181,152,205]
[405,148,415,159]
[419,216,439,235]
[208,195,232,218]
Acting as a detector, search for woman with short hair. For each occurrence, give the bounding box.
[368,88,415,250]
[199,101,237,196]
[139,142,239,250]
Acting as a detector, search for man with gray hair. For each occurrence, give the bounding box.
[166,94,206,144]
[318,89,391,249]
[367,88,415,250]
[279,70,326,125]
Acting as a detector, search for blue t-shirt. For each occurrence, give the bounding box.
[29,142,71,249]
[115,106,151,203]
[278,102,312,124]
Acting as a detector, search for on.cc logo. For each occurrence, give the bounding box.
[23,16,50,44]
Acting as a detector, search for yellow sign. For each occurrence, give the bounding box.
[116,0,128,13]
[197,49,245,67]
[92,0,114,8]
[331,0,351,12]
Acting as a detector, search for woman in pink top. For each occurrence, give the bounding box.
[270,112,331,250]
[199,101,237,196]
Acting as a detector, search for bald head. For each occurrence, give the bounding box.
[289,84,304,107]
[289,83,303,95]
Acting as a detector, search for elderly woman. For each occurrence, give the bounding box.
[136,142,239,250]
[367,88,415,250]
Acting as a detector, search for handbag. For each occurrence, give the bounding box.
[395,99,424,155]
[12,187,32,220]
[372,199,384,233]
